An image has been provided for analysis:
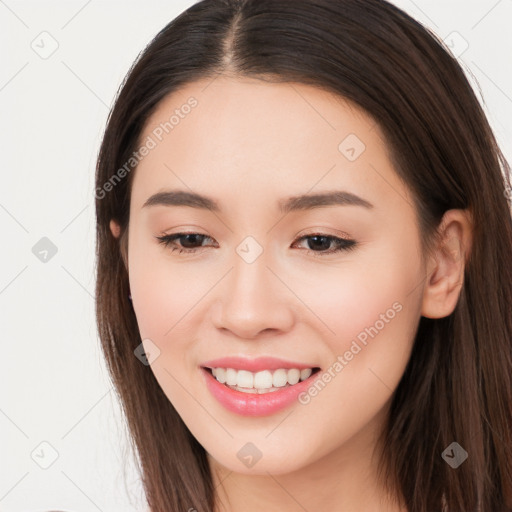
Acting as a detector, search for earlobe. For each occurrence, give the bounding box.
[109,219,129,271]
[420,209,473,319]
[110,219,121,238]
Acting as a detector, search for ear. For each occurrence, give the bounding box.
[109,219,121,238]
[109,219,129,272]
[421,209,473,319]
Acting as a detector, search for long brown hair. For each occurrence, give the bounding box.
[94,1,512,510]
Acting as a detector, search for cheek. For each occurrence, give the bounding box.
[128,230,205,339]
[296,247,421,344]
[284,256,422,462]
[128,240,222,408]
[130,254,204,406]
[295,234,424,392]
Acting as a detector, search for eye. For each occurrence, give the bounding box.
[291,233,357,257]
[156,232,216,254]
[155,232,357,257]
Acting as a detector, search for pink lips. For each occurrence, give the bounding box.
[199,357,321,416]
[201,356,317,372]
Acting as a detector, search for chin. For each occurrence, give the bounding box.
[207,445,312,476]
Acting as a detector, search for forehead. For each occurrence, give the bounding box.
[140,76,378,155]
[130,76,407,212]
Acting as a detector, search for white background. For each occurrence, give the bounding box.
[1,1,511,511]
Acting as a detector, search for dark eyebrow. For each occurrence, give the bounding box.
[143,190,220,211]
[142,189,374,213]
[278,190,374,213]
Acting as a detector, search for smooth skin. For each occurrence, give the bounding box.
[109,76,472,512]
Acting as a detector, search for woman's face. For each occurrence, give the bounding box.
[120,76,428,475]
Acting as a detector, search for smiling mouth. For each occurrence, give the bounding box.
[202,366,321,394]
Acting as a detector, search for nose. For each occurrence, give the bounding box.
[211,249,295,339]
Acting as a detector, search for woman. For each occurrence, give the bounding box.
[94,0,512,510]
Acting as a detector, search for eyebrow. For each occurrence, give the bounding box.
[142,189,374,213]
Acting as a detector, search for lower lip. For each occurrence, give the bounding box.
[200,367,321,417]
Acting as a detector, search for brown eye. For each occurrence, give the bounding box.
[156,233,215,254]
[292,234,357,257]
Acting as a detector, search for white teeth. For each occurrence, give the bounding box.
[254,370,273,389]
[287,368,300,385]
[226,368,238,386]
[208,366,316,392]
[236,370,253,388]
[272,369,288,387]
[214,368,226,383]
[300,368,312,381]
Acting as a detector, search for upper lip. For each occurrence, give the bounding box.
[200,356,319,373]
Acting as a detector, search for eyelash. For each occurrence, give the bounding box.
[155,232,357,258]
